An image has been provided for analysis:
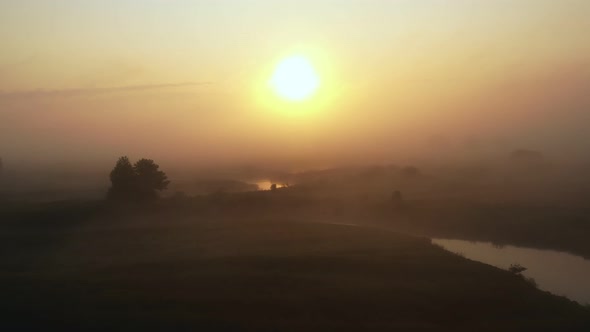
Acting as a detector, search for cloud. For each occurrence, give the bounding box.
[0,82,212,100]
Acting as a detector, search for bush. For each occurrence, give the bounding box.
[508,263,527,275]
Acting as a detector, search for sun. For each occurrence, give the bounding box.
[270,55,320,102]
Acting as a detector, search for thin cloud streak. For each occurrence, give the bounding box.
[0,82,212,100]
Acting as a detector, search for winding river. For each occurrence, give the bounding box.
[433,239,590,304]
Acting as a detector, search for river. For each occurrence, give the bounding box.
[433,239,590,304]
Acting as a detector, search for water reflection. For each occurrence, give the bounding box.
[255,181,285,191]
[433,239,590,304]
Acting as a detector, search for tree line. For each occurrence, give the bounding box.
[108,156,169,202]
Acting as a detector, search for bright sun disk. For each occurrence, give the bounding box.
[270,55,320,102]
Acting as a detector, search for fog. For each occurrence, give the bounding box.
[1,0,589,171]
[2,65,589,171]
[1,0,590,259]
[4,2,590,330]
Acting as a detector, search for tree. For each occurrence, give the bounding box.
[107,156,136,200]
[107,156,169,202]
[133,158,170,200]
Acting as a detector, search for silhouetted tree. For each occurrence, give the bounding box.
[270,183,277,191]
[107,156,169,202]
[134,158,170,200]
[107,156,136,200]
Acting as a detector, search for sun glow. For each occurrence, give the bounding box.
[270,55,320,102]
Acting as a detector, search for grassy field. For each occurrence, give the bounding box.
[1,203,589,331]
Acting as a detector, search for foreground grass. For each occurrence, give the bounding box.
[1,208,589,331]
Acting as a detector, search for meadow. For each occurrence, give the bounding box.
[1,195,589,331]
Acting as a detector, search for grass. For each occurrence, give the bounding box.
[1,204,589,331]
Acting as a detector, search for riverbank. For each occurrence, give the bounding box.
[1,206,589,331]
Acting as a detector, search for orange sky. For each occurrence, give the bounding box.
[1,0,589,168]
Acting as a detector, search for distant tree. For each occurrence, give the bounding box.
[133,158,170,200]
[107,156,169,202]
[107,156,136,200]
[270,183,277,191]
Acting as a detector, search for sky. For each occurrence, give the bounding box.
[1,0,589,169]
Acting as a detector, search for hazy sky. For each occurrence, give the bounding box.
[1,0,589,168]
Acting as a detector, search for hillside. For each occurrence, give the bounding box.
[1,208,589,331]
